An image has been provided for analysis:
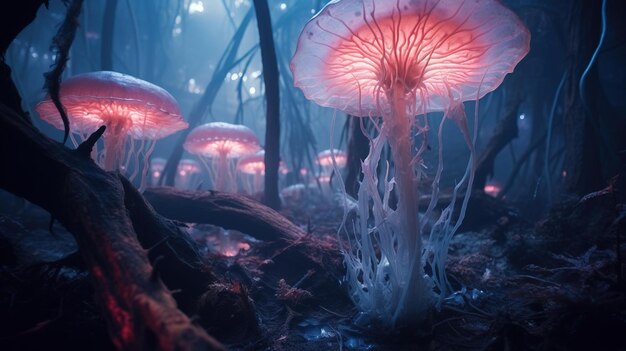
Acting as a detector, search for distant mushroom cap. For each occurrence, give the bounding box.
[317,149,347,167]
[237,150,288,175]
[150,157,167,170]
[178,159,201,173]
[36,71,187,139]
[290,0,530,116]
[237,150,266,175]
[183,122,260,158]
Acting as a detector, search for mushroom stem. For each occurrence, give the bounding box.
[103,119,127,171]
[214,151,229,191]
[386,85,420,260]
[385,84,427,321]
[254,170,262,194]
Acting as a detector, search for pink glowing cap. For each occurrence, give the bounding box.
[36,71,188,139]
[316,149,347,168]
[237,150,266,175]
[178,159,201,173]
[290,0,530,116]
[183,122,261,158]
[237,150,288,175]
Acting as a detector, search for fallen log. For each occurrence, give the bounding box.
[144,187,306,242]
[143,187,344,284]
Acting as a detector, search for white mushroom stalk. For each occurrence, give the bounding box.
[291,0,529,328]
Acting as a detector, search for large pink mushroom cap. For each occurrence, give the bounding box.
[290,0,530,116]
[36,71,187,139]
[183,122,260,158]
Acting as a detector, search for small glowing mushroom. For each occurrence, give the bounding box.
[184,122,260,192]
[237,150,288,194]
[149,157,167,186]
[176,159,203,190]
[483,182,502,197]
[316,148,347,174]
[36,71,187,188]
[237,150,266,194]
[291,0,529,326]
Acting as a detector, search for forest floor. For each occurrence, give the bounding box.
[0,184,624,351]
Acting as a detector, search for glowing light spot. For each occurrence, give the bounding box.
[153,171,161,178]
[187,78,204,94]
[172,27,182,36]
[230,73,239,81]
[249,87,256,95]
[189,1,204,14]
[279,3,287,10]
[562,170,567,177]
[519,113,525,120]
[483,183,501,197]
[218,241,250,257]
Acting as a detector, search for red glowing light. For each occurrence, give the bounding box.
[484,183,502,197]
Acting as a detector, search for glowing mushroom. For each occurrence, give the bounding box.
[36,71,187,188]
[149,157,167,186]
[291,0,529,327]
[176,159,203,190]
[237,150,288,194]
[316,148,347,174]
[237,150,266,194]
[184,122,260,192]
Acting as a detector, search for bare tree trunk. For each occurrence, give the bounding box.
[563,0,625,194]
[253,0,281,210]
[474,85,521,191]
[100,0,118,71]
